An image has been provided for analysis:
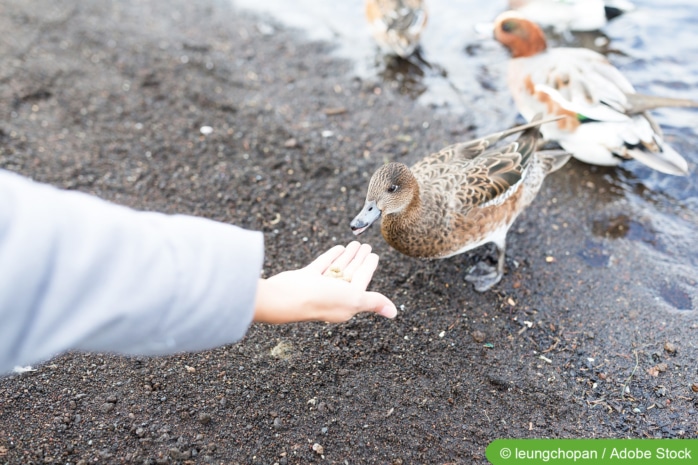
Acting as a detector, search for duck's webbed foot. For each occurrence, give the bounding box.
[465,242,506,292]
[465,261,503,292]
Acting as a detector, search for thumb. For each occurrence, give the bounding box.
[360,291,398,319]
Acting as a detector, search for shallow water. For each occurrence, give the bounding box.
[231,0,698,310]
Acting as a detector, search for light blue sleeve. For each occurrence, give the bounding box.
[0,169,264,373]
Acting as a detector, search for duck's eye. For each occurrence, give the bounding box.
[501,21,517,33]
[387,184,399,193]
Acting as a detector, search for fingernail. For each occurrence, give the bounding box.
[379,305,398,319]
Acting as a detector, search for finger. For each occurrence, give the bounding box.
[306,244,346,273]
[341,243,373,281]
[359,291,397,319]
[349,252,379,289]
[326,241,361,271]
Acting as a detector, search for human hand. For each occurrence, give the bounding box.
[253,242,397,324]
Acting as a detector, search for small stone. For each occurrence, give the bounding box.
[168,448,184,460]
[321,427,328,435]
[99,402,115,413]
[199,126,213,135]
[284,138,297,148]
[323,107,347,116]
[273,417,284,430]
[691,383,698,393]
[198,413,212,425]
[664,342,678,354]
[106,394,118,403]
[135,427,146,438]
[312,443,324,455]
[471,330,486,343]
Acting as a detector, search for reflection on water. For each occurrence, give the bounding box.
[375,54,429,99]
[230,0,698,309]
[659,282,693,311]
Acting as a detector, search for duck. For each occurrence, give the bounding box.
[350,116,570,292]
[508,0,635,32]
[364,0,428,58]
[493,11,695,176]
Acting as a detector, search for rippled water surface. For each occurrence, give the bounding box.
[231,0,698,309]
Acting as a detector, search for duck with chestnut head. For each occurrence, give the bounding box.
[494,11,694,176]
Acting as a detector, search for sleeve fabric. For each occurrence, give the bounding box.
[0,169,264,373]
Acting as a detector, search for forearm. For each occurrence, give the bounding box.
[0,170,264,373]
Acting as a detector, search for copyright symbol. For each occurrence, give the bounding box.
[500,448,512,459]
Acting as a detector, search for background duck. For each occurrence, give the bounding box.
[364,0,428,58]
[493,11,697,176]
[508,0,635,32]
[350,117,570,292]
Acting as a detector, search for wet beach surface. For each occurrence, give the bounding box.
[1,0,697,463]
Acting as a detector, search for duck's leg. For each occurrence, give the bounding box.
[465,239,505,293]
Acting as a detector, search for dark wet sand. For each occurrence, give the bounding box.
[1,0,696,463]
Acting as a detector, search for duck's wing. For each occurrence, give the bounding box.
[430,117,563,164]
[527,48,634,122]
[411,143,525,210]
[459,148,527,208]
[456,118,550,208]
[412,118,549,214]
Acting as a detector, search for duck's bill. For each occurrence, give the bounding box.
[350,200,381,236]
[351,224,370,236]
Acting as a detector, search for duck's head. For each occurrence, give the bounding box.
[350,162,417,235]
[493,11,547,58]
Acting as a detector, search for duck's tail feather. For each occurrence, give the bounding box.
[513,114,562,166]
[536,149,573,174]
[604,0,635,20]
[484,114,563,146]
[627,142,689,176]
[626,93,698,114]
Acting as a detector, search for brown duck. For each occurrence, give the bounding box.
[350,116,569,292]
